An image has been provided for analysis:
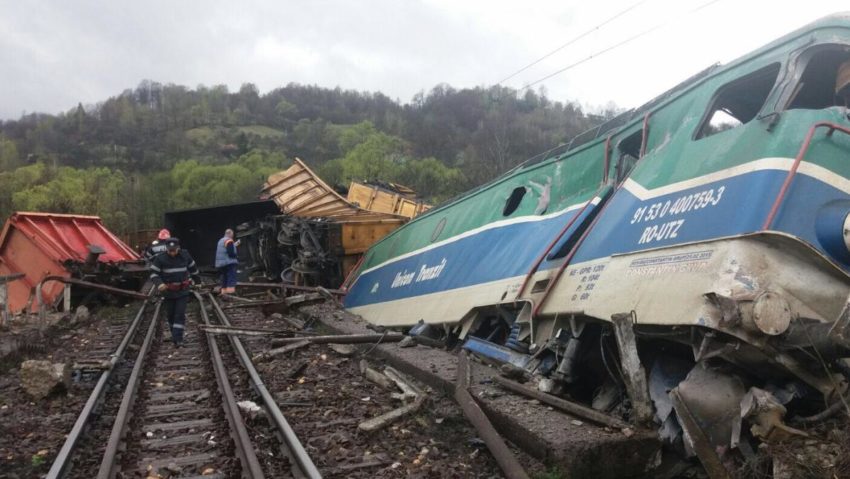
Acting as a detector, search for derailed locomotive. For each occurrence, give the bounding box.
[345,13,850,468]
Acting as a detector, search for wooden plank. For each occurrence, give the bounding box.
[138,452,218,470]
[142,418,213,432]
[140,433,207,449]
[147,389,210,402]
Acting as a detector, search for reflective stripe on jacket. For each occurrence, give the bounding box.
[150,250,199,298]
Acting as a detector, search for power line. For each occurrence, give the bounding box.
[496,0,650,85]
[517,0,724,91]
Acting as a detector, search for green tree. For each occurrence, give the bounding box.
[396,157,466,201]
[0,137,21,171]
[330,130,406,183]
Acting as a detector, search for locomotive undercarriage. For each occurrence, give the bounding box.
[403,234,850,471]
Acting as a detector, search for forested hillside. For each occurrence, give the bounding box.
[0,81,614,234]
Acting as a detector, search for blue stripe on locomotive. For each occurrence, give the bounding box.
[345,167,850,309]
[344,205,594,308]
[570,170,850,264]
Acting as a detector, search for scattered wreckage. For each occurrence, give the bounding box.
[4,13,850,478]
[167,158,429,288]
[0,212,146,321]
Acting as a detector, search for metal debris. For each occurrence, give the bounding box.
[670,388,732,479]
[611,312,653,424]
[270,333,404,347]
[738,387,808,443]
[199,324,310,337]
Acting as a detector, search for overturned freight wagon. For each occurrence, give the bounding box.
[260,158,429,283]
[166,158,429,288]
[0,212,145,315]
[344,13,850,475]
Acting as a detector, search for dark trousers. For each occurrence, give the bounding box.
[220,263,238,288]
[164,295,188,343]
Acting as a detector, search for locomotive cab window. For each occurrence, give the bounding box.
[787,47,850,109]
[615,130,642,183]
[695,63,781,140]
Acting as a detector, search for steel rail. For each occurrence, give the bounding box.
[46,299,151,479]
[193,293,267,479]
[205,293,322,479]
[95,301,162,479]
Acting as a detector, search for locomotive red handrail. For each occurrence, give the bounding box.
[532,195,615,317]
[515,184,607,301]
[762,121,850,230]
[533,113,653,317]
[516,135,616,300]
[340,254,366,292]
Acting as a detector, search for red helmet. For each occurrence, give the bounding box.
[157,229,171,240]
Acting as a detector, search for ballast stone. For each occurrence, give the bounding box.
[73,305,91,323]
[20,360,70,399]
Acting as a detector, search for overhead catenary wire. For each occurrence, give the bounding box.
[516,0,725,92]
[496,0,651,85]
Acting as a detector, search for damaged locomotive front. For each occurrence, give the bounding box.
[344,13,850,475]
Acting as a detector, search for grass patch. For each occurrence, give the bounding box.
[533,466,566,479]
[185,126,218,143]
[237,125,285,138]
[186,125,285,144]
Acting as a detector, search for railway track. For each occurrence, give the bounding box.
[44,292,320,479]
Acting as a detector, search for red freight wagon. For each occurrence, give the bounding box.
[0,212,142,314]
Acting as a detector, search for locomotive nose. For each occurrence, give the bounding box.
[814,200,850,263]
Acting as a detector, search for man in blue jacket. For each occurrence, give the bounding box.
[215,229,239,295]
[150,238,200,347]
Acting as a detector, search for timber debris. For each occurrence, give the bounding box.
[357,360,427,432]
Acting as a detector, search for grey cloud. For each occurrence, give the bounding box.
[0,0,534,119]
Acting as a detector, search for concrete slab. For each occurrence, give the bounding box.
[302,304,662,478]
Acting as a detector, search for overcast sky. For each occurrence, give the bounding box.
[0,0,848,120]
